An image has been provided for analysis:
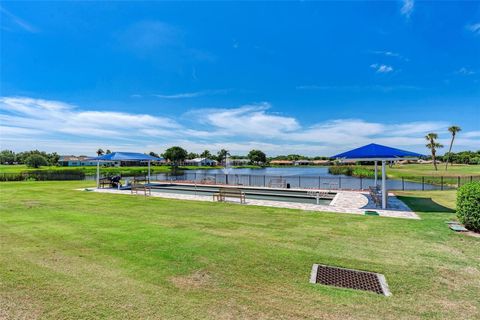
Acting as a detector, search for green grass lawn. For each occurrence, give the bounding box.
[386,163,480,178]
[1,182,479,319]
[0,164,227,175]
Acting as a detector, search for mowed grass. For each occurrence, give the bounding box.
[386,164,480,178]
[1,182,479,319]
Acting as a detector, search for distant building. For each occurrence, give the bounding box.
[228,158,250,166]
[312,160,333,165]
[58,155,119,167]
[184,158,218,166]
[294,160,313,166]
[269,160,294,166]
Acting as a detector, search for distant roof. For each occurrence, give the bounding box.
[185,157,217,162]
[332,143,424,160]
[88,152,164,161]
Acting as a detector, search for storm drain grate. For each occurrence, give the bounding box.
[310,264,391,296]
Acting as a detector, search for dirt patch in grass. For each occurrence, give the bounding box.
[22,200,42,209]
[170,269,214,290]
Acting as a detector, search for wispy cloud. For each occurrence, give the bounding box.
[370,63,394,73]
[0,6,39,33]
[400,0,414,19]
[455,67,476,76]
[466,23,480,35]
[2,96,478,155]
[152,89,230,99]
[370,50,409,62]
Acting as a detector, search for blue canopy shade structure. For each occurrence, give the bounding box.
[89,152,164,188]
[88,152,164,162]
[332,143,423,209]
[332,143,424,160]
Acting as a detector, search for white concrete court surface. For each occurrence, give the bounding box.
[86,185,419,220]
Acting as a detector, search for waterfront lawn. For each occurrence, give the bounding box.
[0,164,225,175]
[386,164,480,178]
[1,181,479,319]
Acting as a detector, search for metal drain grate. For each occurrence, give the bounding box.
[310,264,391,296]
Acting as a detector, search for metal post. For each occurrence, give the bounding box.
[318,176,321,189]
[96,160,100,188]
[360,177,363,190]
[148,160,151,183]
[298,176,301,188]
[264,175,266,187]
[457,176,460,188]
[402,177,405,191]
[339,176,341,189]
[374,161,378,186]
[422,177,425,191]
[381,160,387,209]
[441,176,443,191]
[249,175,251,186]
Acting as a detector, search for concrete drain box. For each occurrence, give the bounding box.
[310,264,391,296]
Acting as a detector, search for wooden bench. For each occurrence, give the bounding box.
[213,187,246,204]
[131,177,151,196]
[99,177,111,188]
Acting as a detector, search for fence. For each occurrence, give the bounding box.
[149,172,480,191]
[1,171,479,191]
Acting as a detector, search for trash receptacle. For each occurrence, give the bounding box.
[286,183,290,189]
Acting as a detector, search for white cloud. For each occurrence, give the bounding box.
[1,96,478,156]
[153,89,230,99]
[400,0,414,19]
[0,6,39,33]
[456,67,475,75]
[370,63,394,73]
[466,23,480,35]
[370,50,409,62]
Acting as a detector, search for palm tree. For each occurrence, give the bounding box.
[96,148,104,156]
[425,133,443,171]
[445,126,461,171]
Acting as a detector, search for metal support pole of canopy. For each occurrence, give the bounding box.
[96,160,100,188]
[381,160,387,209]
[148,160,151,183]
[374,161,378,186]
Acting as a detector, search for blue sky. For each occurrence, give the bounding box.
[1,0,479,156]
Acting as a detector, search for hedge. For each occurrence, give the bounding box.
[456,181,480,232]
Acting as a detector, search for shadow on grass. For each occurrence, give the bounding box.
[397,196,455,213]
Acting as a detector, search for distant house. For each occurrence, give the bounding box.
[294,160,313,166]
[184,158,218,166]
[58,155,119,167]
[269,160,294,166]
[228,158,250,166]
[312,160,333,166]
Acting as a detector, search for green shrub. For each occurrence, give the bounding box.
[456,181,480,232]
[25,154,48,168]
[328,166,381,178]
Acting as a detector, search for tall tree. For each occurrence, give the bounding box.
[96,148,104,156]
[0,150,16,164]
[445,126,461,171]
[217,149,230,165]
[187,152,199,160]
[149,151,160,158]
[247,149,267,165]
[106,149,112,154]
[162,146,188,167]
[425,133,443,171]
[200,150,212,159]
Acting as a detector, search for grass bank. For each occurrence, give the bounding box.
[1,181,479,319]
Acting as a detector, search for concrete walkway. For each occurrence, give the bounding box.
[88,188,419,220]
